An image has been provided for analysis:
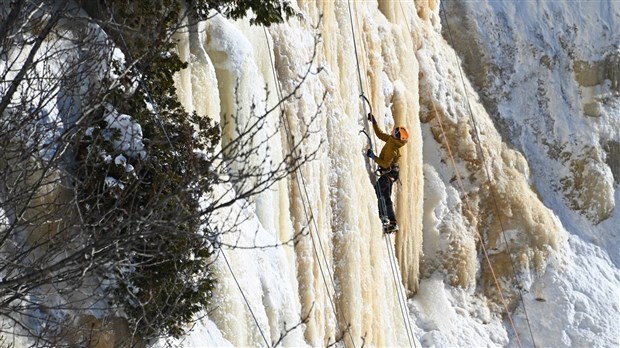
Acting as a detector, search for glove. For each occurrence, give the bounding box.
[368,113,376,124]
[366,149,376,159]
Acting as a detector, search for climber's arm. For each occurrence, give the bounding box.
[370,115,390,142]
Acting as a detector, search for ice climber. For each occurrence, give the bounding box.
[366,113,409,234]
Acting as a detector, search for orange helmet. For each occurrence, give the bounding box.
[393,126,409,142]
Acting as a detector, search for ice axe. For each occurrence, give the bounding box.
[360,94,373,119]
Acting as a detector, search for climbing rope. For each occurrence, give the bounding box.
[221,249,271,347]
[346,2,417,347]
[438,2,536,346]
[430,95,524,346]
[396,1,526,344]
[347,0,373,148]
[384,234,417,345]
[393,1,535,346]
[263,27,357,348]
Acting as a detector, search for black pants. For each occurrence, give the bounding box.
[374,174,396,223]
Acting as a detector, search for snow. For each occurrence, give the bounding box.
[153,181,306,348]
[512,235,620,347]
[103,105,147,160]
[3,1,620,347]
[155,317,233,348]
[438,1,620,347]
[104,176,125,190]
[413,275,508,347]
[169,1,620,347]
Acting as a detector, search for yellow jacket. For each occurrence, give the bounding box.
[372,122,407,169]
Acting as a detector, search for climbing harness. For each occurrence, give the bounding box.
[377,164,400,182]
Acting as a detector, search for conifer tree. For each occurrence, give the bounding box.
[0,0,313,345]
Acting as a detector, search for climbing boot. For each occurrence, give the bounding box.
[383,221,399,234]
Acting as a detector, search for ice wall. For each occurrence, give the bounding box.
[417,36,564,299]
[172,0,566,346]
[441,1,620,227]
[3,0,618,346]
[173,1,429,346]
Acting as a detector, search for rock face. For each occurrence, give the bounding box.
[62,316,142,348]
[11,0,620,346]
[417,40,563,304]
[175,2,620,346]
[169,1,566,345]
[442,2,620,226]
[574,53,620,91]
